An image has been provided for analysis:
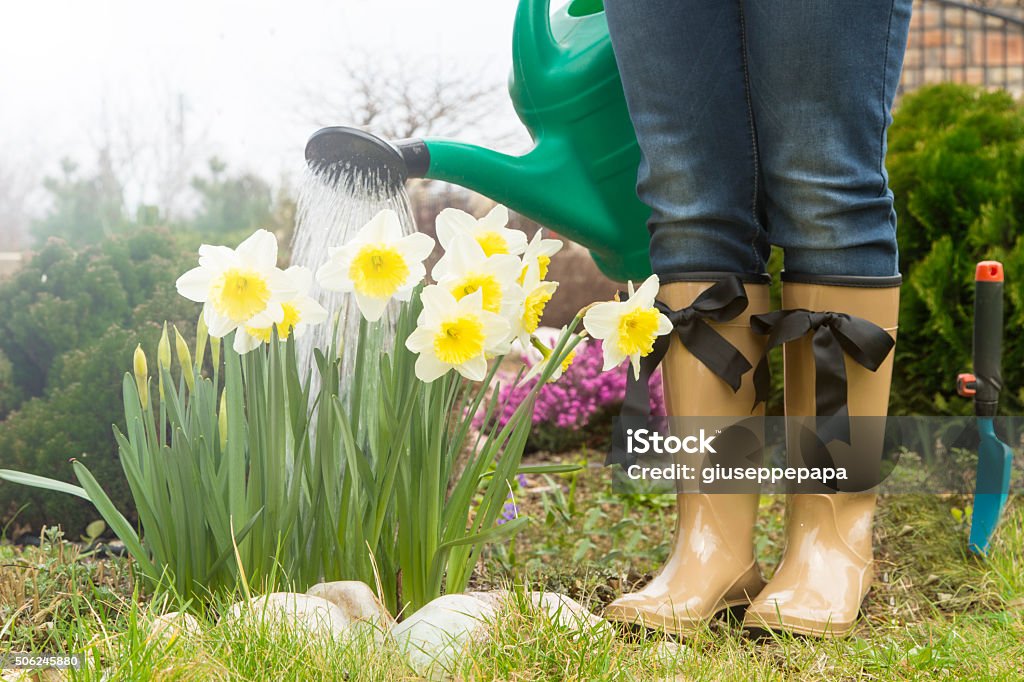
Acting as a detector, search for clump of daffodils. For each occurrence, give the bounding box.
[173,206,670,386]
[313,206,570,383]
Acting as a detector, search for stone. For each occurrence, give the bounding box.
[651,640,685,667]
[468,590,610,635]
[465,589,508,609]
[391,593,496,679]
[223,593,352,639]
[148,610,202,642]
[527,592,611,634]
[304,580,393,639]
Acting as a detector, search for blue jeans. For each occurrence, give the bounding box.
[604,0,912,277]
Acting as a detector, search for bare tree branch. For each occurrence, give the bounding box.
[298,53,516,145]
[89,86,211,221]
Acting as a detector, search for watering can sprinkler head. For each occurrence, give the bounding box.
[304,126,429,189]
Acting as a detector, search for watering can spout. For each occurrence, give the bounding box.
[305,127,580,234]
[305,126,429,189]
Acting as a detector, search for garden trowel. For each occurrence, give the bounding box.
[956,260,1014,555]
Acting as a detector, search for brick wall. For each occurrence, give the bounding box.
[901,0,1024,96]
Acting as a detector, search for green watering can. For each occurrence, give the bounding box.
[305,0,651,282]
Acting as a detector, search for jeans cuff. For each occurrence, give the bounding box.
[658,271,772,285]
[781,272,902,288]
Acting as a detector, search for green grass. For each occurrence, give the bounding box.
[2,457,1023,681]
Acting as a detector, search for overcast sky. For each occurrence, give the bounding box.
[0,0,524,205]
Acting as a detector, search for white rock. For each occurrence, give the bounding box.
[148,610,202,642]
[304,580,393,639]
[224,593,352,639]
[465,590,508,609]
[467,590,610,635]
[651,640,685,667]
[528,592,611,634]
[391,593,496,679]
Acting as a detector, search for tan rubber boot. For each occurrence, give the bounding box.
[743,274,900,638]
[604,274,770,636]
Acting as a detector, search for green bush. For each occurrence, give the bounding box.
[0,229,197,535]
[0,350,23,422]
[888,84,1024,414]
[0,231,197,401]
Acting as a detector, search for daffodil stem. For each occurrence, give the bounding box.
[350,315,369,436]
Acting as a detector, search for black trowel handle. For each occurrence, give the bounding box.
[973,261,1004,417]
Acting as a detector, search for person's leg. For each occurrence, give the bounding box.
[604,0,770,276]
[740,0,911,637]
[745,0,912,276]
[602,1,769,635]
[744,275,899,638]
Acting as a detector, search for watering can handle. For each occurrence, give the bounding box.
[514,0,558,69]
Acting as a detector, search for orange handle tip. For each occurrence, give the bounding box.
[976,261,1003,283]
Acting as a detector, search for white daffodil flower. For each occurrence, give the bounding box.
[518,230,563,284]
[316,209,435,322]
[176,229,298,338]
[432,234,522,319]
[233,266,329,354]
[405,285,510,383]
[436,204,527,257]
[523,327,579,384]
[582,275,673,380]
[508,260,558,349]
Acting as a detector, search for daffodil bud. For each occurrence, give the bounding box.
[194,310,209,371]
[218,388,228,451]
[133,344,148,410]
[157,323,171,401]
[158,322,171,371]
[173,325,195,392]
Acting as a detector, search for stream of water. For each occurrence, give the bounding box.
[290,164,418,396]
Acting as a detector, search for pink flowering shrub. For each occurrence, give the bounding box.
[477,339,665,453]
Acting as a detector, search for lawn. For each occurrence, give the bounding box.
[2,452,1022,681]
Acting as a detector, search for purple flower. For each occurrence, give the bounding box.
[475,339,666,441]
[497,498,518,525]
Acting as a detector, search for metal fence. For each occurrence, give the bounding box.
[901,0,1024,95]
